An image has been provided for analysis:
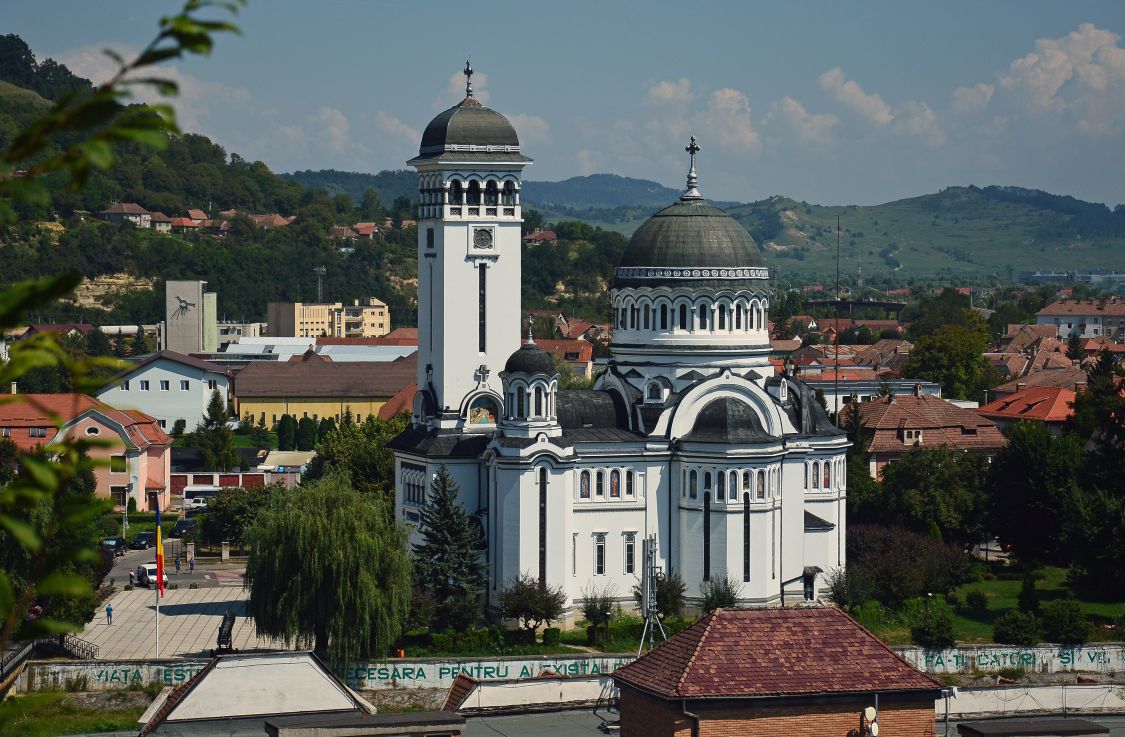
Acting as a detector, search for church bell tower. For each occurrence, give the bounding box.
[409,62,532,429]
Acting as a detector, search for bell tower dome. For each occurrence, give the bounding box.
[410,61,532,430]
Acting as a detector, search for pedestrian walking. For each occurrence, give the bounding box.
[128,570,135,587]
[188,557,195,575]
[105,603,113,625]
[175,556,182,574]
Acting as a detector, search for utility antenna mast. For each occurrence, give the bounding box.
[313,266,327,303]
[637,534,667,655]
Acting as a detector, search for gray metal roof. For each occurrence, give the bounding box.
[418,97,519,150]
[503,342,557,375]
[683,397,774,443]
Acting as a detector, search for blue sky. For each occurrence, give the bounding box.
[8,1,1125,205]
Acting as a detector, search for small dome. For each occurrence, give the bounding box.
[612,199,765,289]
[419,98,520,151]
[503,342,556,375]
[685,397,771,443]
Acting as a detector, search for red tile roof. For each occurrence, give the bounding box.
[378,383,416,421]
[977,386,1076,424]
[994,366,1088,396]
[0,394,170,452]
[170,217,199,228]
[101,202,149,215]
[525,229,558,243]
[234,354,417,398]
[1037,298,1125,317]
[185,209,208,221]
[853,394,1006,455]
[535,339,593,363]
[561,318,594,340]
[612,607,941,700]
[24,323,95,337]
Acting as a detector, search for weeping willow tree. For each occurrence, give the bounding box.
[245,472,412,669]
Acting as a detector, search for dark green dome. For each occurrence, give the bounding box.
[503,342,556,375]
[419,98,519,151]
[612,197,768,289]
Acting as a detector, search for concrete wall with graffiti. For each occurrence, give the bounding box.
[20,660,209,693]
[894,644,1125,674]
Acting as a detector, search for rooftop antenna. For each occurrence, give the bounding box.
[682,135,702,200]
[638,535,667,655]
[463,58,473,98]
[314,266,326,303]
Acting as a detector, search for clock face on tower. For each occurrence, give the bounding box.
[473,228,494,249]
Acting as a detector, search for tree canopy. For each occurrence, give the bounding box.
[245,472,412,669]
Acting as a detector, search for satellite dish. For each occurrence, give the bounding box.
[864,706,877,722]
[869,722,879,737]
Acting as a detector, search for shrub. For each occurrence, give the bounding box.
[498,573,567,631]
[172,418,186,436]
[909,598,956,649]
[944,592,962,610]
[188,582,199,589]
[993,611,1040,645]
[1018,574,1040,614]
[701,575,742,613]
[966,591,988,612]
[127,496,138,513]
[846,524,973,607]
[632,572,687,618]
[92,720,124,732]
[581,584,617,648]
[542,627,561,646]
[1040,600,1090,644]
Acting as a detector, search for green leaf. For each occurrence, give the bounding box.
[37,573,90,597]
[105,126,170,148]
[0,276,81,329]
[0,515,43,552]
[0,574,13,617]
[80,140,115,170]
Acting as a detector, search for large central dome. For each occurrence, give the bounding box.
[612,138,767,290]
[420,97,520,151]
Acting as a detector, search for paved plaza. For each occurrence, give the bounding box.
[81,585,292,660]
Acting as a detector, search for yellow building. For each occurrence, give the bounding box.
[233,351,416,427]
[267,297,391,338]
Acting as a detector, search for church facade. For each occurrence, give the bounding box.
[391,66,848,616]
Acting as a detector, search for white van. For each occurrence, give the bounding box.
[183,485,220,513]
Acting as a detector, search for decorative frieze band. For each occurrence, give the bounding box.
[615,266,770,280]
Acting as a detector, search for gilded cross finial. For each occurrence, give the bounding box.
[683,135,702,200]
[464,59,474,98]
[526,315,535,345]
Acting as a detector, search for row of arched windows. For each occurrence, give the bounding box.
[682,465,780,502]
[506,379,557,422]
[578,468,636,501]
[614,294,767,334]
[805,458,845,491]
[417,174,520,219]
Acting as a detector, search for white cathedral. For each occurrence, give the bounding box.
[391,65,848,617]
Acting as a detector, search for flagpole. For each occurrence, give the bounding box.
[156,571,160,658]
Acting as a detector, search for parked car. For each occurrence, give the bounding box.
[171,518,198,538]
[130,531,157,550]
[135,563,168,589]
[101,537,126,557]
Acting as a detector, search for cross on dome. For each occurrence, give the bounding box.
[526,315,535,345]
[682,135,702,200]
[463,59,474,98]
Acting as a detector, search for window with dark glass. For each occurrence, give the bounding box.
[689,470,698,499]
[626,471,634,497]
[679,304,688,330]
[703,493,711,581]
[624,533,636,574]
[699,304,708,329]
[594,534,606,575]
[596,471,604,496]
[426,228,434,248]
[660,304,668,329]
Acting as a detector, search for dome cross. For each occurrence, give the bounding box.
[683,135,702,200]
[463,59,474,98]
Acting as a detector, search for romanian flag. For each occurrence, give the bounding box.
[155,501,165,598]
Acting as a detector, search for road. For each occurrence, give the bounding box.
[108,538,241,590]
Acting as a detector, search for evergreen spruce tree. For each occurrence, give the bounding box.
[114,329,127,358]
[277,415,297,451]
[296,416,318,451]
[191,390,237,470]
[413,465,486,632]
[1065,331,1084,362]
[130,325,152,355]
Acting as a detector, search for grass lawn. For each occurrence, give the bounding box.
[859,566,1124,646]
[0,691,145,737]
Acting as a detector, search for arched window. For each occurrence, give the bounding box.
[742,471,752,493]
[729,471,738,500]
[647,383,661,402]
[717,471,725,499]
[610,469,621,498]
[812,461,820,489]
[596,471,605,497]
[580,470,591,498]
[659,304,668,330]
[823,462,831,489]
[618,306,627,329]
[804,463,809,490]
[679,304,688,330]
[703,492,711,581]
[626,471,634,497]
[703,471,712,495]
[718,304,728,330]
[467,180,481,205]
[743,492,751,582]
[756,470,766,499]
[501,181,515,205]
[736,304,743,330]
[450,180,464,205]
[698,304,708,330]
[642,306,650,330]
[516,386,526,418]
[484,180,499,205]
[631,305,639,329]
[534,386,543,416]
[689,470,698,499]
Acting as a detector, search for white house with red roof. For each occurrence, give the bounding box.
[100,202,151,228]
[94,350,232,433]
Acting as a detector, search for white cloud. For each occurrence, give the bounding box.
[376,111,421,143]
[1000,23,1125,111]
[951,83,994,115]
[577,149,600,176]
[695,88,760,154]
[646,77,694,106]
[818,66,894,126]
[775,96,839,145]
[312,106,351,153]
[509,113,551,145]
[442,69,489,106]
[893,101,945,146]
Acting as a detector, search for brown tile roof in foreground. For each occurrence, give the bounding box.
[612,607,941,700]
[854,394,1006,455]
[234,353,417,398]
